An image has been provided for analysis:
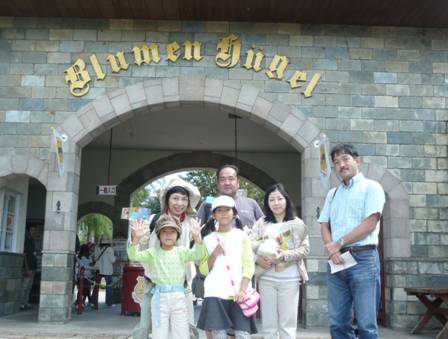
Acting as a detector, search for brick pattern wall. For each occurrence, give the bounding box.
[0,17,447,326]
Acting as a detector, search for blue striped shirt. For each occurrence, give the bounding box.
[318,173,385,246]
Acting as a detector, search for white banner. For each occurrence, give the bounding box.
[316,133,332,190]
[52,128,66,177]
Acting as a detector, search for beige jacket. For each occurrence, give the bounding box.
[251,217,310,282]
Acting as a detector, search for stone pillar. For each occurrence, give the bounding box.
[302,144,330,327]
[39,143,80,322]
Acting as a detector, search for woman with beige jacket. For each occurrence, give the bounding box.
[251,183,310,339]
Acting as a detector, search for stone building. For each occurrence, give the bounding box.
[0,1,447,330]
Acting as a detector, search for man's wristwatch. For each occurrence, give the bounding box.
[336,237,345,248]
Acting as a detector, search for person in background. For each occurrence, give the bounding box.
[21,225,38,310]
[318,144,385,339]
[76,244,95,306]
[94,237,116,307]
[251,183,310,339]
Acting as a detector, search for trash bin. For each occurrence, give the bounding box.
[121,264,144,315]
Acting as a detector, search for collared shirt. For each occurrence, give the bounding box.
[318,173,385,246]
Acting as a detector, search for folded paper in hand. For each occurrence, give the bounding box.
[328,251,358,274]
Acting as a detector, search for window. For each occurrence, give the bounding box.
[1,192,20,252]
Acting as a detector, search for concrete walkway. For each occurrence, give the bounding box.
[0,304,438,339]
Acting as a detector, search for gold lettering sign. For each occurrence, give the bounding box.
[64,34,320,98]
[266,55,289,80]
[167,42,180,62]
[183,41,202,61]
[64,59,91,97]
[107,52,129,73]
[215,34,241,68]
[288,71,306,89]
[243,45,264,72]
[90,54,105,80]
[132,44,161,66]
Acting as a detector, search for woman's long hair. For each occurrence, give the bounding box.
[263,183,296,223]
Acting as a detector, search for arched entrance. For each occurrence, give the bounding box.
[39,76,410,325]
[0,155,48,316]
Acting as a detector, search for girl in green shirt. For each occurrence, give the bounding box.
[128,214,206,339]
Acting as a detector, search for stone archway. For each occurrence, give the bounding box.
[43,75,411,324]
[0,155,48,187]
[42,75,321,322]
[77,201,115,222]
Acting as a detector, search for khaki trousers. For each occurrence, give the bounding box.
[259,279,300,339]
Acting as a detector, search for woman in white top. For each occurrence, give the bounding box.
[251,183,310,339]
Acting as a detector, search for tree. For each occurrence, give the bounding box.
[130,186,161,214]
[181,169,218,205]
[78,213,113,243]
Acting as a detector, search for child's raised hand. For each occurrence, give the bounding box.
[130,218,149,243]
[189,218,202,243]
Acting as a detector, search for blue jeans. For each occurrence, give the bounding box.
[103,275,113,306]
[327,249,380,339]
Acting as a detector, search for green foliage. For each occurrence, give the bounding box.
[130,185,161,214]
[78,213,113,243]
[181,169,218,205]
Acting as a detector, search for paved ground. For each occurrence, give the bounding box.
[0,304,438,339]
[0,291,439,339]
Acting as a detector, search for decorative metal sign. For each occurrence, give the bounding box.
[64,34,320,98]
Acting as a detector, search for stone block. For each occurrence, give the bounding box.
[399,96,423,108]
[98,30,122,41]
[386,84,410,96]
[10,63,34,75]
[60,115,84,140]
[374,96,398,107]
[5,110,30,123]
[385,61,409,72]
[363,131,386,143]
[349,70,373,83]
[220,86,239,109]
[49,29,73,40]
[25,28,49,40]
[107,89,131,117]
[47,52,71,64]
[60,41,84,53]
[179,76,205,102]
[425,170,448,182]
[20,75,45,88]
[0,98,18,110]
[387,132,414,144]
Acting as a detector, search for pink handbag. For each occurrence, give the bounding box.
[215,234,260,318]
[238,288,260,317]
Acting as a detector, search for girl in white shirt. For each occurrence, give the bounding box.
[196,195,257,339]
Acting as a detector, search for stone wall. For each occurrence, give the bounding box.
[0,17,447,326]
[0,253,23,315]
